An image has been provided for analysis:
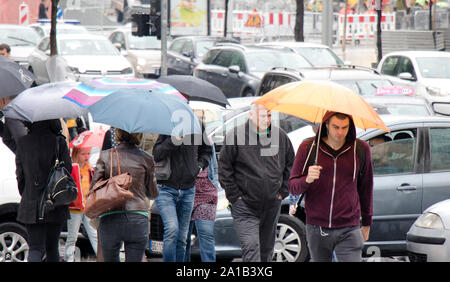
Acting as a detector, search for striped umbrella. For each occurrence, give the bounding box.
[62,77,186,107]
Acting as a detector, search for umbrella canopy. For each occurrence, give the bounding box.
[63,77,186,107]
[253,80,389,132]
[157,75,230,107]
[2,81,87,122]
[69,129,106,149]
[87,89,201,136]
[0,56,36,99]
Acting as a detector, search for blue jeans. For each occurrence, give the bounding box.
[65,212,98,262]
[98,213,149,262]
[155,184,195,262]
[185,219,216,262]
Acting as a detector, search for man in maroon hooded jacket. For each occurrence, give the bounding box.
[289,111,373,262]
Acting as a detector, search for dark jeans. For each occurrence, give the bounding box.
[26,222,63,262]
[231,199,281,262]
[99,213,149,262]
[306,224,364,262]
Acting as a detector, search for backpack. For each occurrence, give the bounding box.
[295,137,366,205]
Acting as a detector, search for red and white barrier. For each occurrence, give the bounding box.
[19,2,29,25]
[338,13,395,41]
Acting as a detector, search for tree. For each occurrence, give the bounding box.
[294,0,304,41]
[50,0,59,56]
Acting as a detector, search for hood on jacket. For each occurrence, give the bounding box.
[315,111,357,146]
[314,111,359,181]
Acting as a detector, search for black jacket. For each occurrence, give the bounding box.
[153,134,212,189]
[0,118,28,153]
[15,120,71,224]
[218,121,295,212]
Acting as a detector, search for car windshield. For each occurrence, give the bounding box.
[246,51,310,72]
[0,28,40,46]
[416,57,450,79]
[384,104,430,116]
[59,38,119,56]
[128,34,160,50]
[196,40,218,58]
[335,79,393,96]
[294,47,344,66]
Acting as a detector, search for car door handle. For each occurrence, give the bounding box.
[176,58,181,62]
[221,73,228,77]
[396,184,417,191]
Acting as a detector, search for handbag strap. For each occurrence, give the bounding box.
[109,148,121,177]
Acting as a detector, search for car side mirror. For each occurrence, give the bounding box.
[229,65,240,73]
[182,51,193,58]
[432,102,450,116]
[113,43,122,50]
[398,72,415,81]
[44,49,51,56]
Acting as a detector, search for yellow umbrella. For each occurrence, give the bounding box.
[253,80,389,132]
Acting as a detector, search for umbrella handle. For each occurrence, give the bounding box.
[314,122,323,165]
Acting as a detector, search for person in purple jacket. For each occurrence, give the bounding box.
[289,111,373,262]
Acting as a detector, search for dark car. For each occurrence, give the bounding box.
[167,36,239,75]
[194,44,312,98]
[256,65,406,97]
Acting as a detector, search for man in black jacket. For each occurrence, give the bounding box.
[219,104,295,262]
[153,132,212,262]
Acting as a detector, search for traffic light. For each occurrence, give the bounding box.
[131,6,150,37]
[149,0,161,39]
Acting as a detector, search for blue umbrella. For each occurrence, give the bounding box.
[87,89,201,136]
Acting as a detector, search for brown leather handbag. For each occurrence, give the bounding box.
[85,148,134,219]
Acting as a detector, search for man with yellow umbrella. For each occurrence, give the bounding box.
[254,80,386,262]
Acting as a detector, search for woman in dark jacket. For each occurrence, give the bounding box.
[15,119,72,262]
[91,128,158,262]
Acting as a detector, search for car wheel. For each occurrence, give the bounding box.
[272,214,309,262]
[0,222,29,262]
[242,89,254,97]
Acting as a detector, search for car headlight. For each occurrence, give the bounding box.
[216,192,230,211]
[426,86,447,97]
[414,212,444,230]
[121,67,134,74]
[137,58,147,67]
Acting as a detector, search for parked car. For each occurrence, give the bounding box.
[377,51,450,112]
[167,36,239,75]
[363,95,434,116]
[0,24,40,68]
[28,34,134,85]
[256,65,411,97]
[29,21,89,38]
[109,26,161,78]
[194,44,312,98]
[256,41,345,67]
[407,199,450,262]
[0,136,95,262]
[147,113,450,262]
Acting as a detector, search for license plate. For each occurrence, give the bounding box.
[149,240,163,254]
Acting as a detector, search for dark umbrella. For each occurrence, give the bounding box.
[157,75,230,107]
[0,56,35,98]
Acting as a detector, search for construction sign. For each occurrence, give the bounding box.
[245,9,262,28]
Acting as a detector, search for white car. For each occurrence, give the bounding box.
[256,41,345,67]
[0,24,40,68]
[109,26,161,78]
[0,138,27,262]
[377,51,450,107]
[28,34,135,85]
[29,21,90,38]
[407,199,450,262]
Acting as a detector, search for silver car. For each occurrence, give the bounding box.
[0,24,40,68]
[28,34,134,85]
[407,199,450,262]
[109,26,161,78]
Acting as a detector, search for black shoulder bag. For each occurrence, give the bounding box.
[39,136,78,221]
